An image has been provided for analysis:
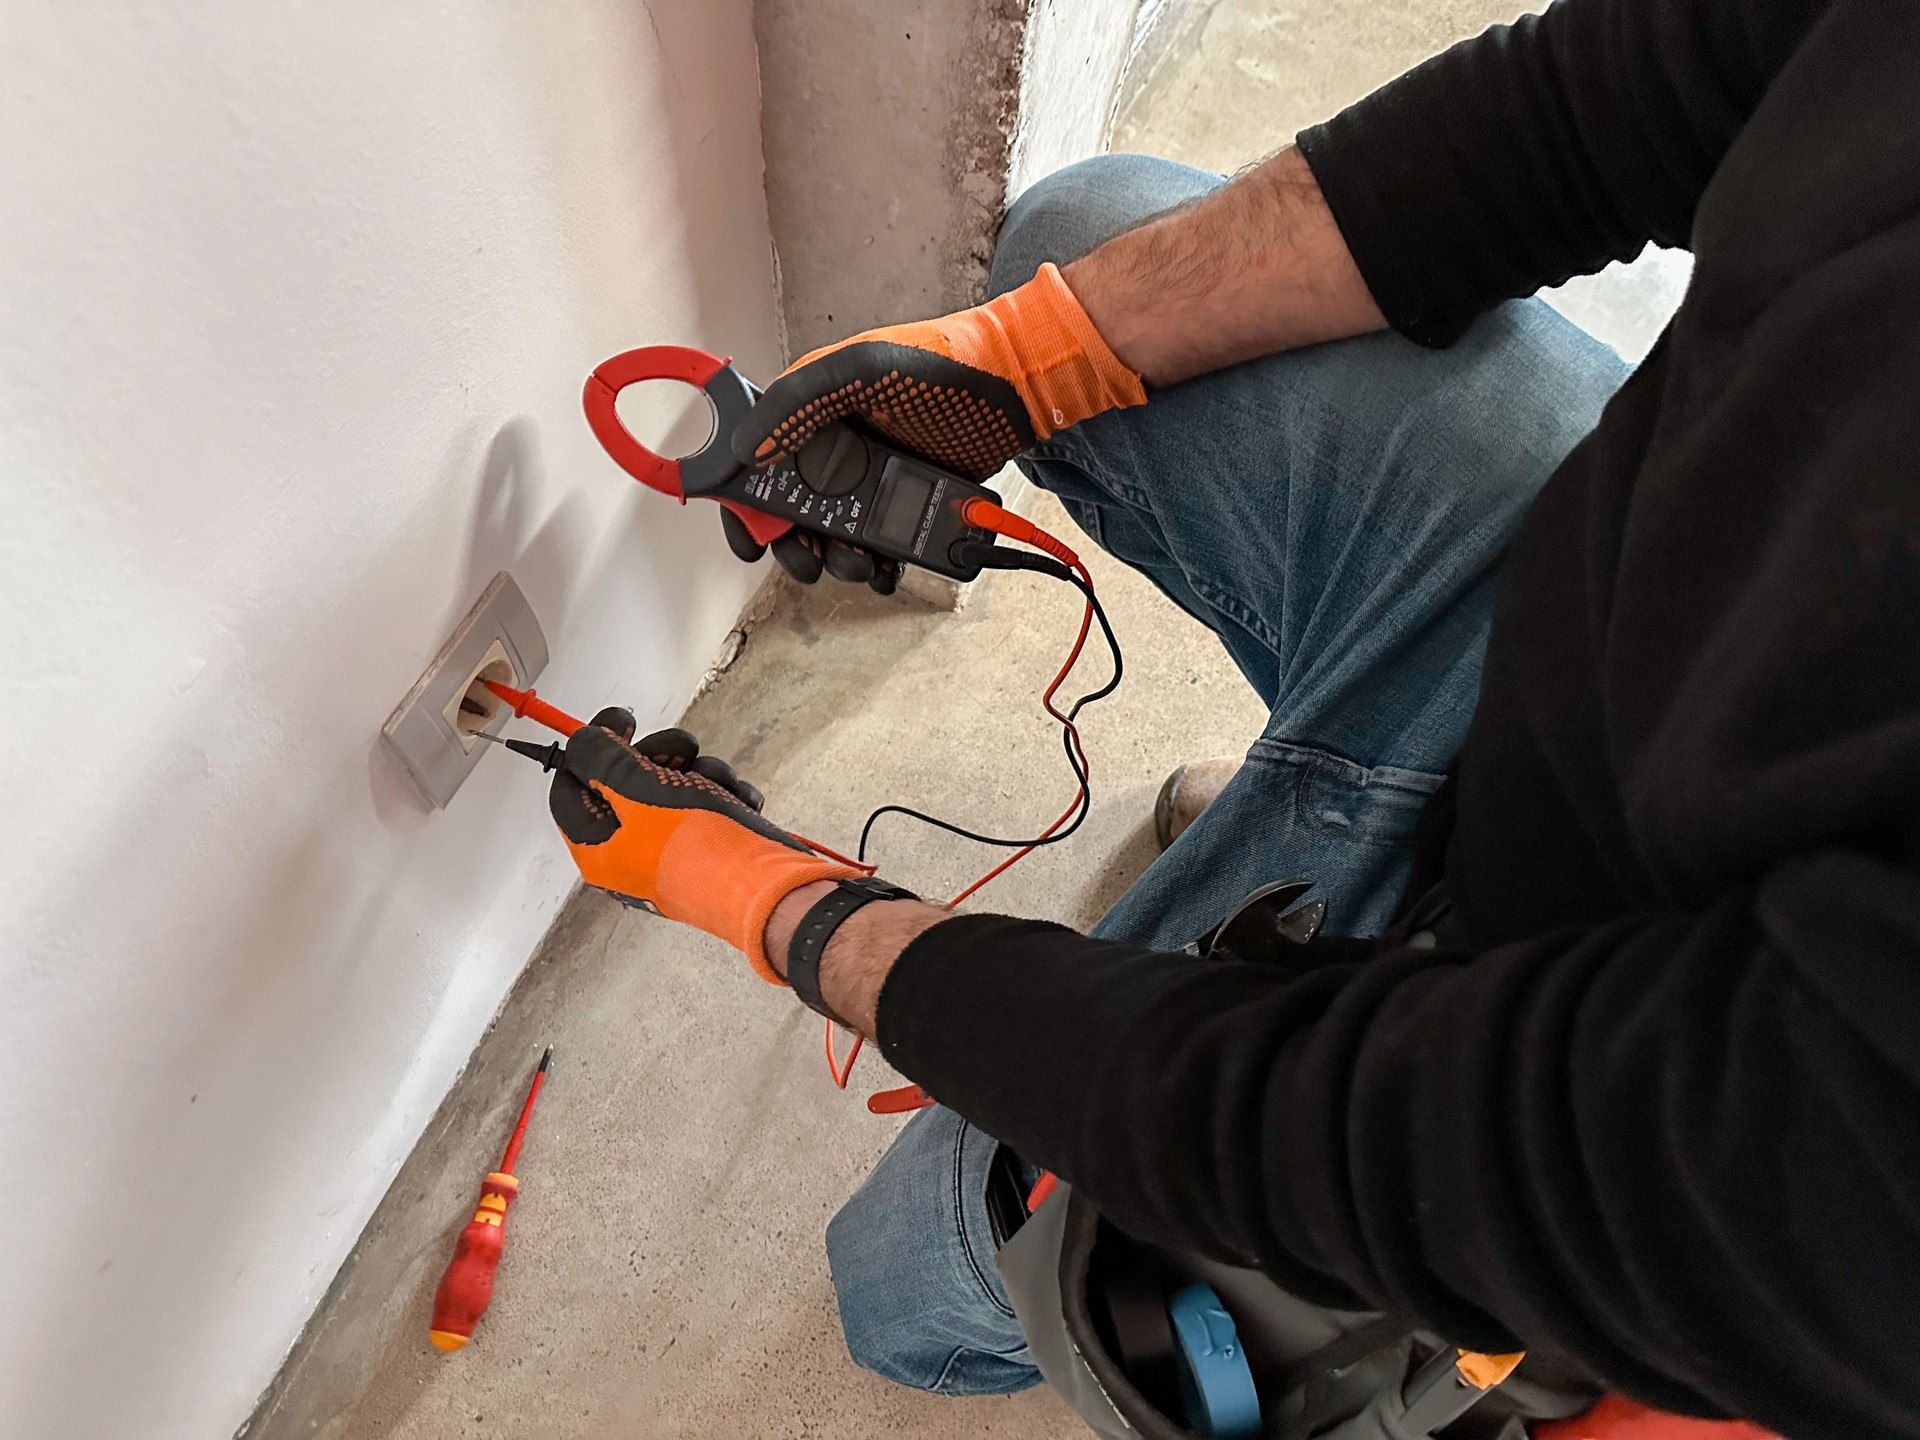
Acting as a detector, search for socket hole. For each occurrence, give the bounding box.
[454,657,516,742]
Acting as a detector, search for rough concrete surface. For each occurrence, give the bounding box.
[1007,0,1141,198]
[311,491,1264,1438]
[752,0,1140,366]
[1115,0,1535,164]
[751,0,1029,360]
[1113,0,1691,361]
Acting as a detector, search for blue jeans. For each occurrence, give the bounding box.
[826,154,1630,1397]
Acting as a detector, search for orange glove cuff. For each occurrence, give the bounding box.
[566,789,857,984]
[795,262,1146,441]
[977,262,1147,438]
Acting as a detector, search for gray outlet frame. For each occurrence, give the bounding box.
[381,572,549,808]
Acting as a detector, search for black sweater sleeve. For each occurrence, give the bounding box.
[878,857,1920,1437]
[1295,0,1829,343]
[867,1,1920,1435]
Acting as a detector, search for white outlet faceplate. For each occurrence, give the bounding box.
[382,572,549,808]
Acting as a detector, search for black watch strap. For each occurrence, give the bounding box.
[787,877,919,1026]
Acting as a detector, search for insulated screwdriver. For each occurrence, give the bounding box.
[428,1046,552,1353]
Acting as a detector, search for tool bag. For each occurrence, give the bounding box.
[992,880,1601,1440]
[996,1177,1603,1440]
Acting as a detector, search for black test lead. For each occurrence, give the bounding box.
[474,729,566,772]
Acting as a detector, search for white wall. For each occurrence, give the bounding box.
[0,5,779,1435]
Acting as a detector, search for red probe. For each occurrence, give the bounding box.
[428,1046,552,1353]
[481,678,871,869]
[481,679,584,736]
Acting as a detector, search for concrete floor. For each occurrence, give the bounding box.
[332,492,1264,1439]
[329,4,1689,1435]
[1116,0,1691,362]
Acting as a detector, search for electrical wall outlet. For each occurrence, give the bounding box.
[382,572,549,808]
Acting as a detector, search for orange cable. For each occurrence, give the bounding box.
[828,1023,864,1088]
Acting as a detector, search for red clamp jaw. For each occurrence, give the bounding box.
[582,346,793,547]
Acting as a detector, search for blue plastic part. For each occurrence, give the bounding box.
[1167,1283,1262,1437]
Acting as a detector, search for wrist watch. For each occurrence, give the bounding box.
[786,877,919,1027]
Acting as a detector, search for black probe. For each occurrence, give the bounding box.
[474,729,566,771]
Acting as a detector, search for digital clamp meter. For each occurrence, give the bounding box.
[583,346,1001,582]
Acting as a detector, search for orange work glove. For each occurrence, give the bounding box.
[549,712,857,983]
[730,262,1146,484]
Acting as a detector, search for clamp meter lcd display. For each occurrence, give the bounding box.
[583,346,1000,581]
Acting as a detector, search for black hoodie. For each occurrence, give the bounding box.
[877,1,1920,1434]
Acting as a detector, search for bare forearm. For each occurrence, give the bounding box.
[1063,146,1384,388]
[755,159,1375,1027]
[764,880,949,1036]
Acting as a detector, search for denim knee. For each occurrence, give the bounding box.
[824,1106,1039,1395]
[989,153,1222,297]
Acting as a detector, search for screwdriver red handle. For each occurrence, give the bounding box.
[428,1047,548,1353]
[428,1172,519,1352]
